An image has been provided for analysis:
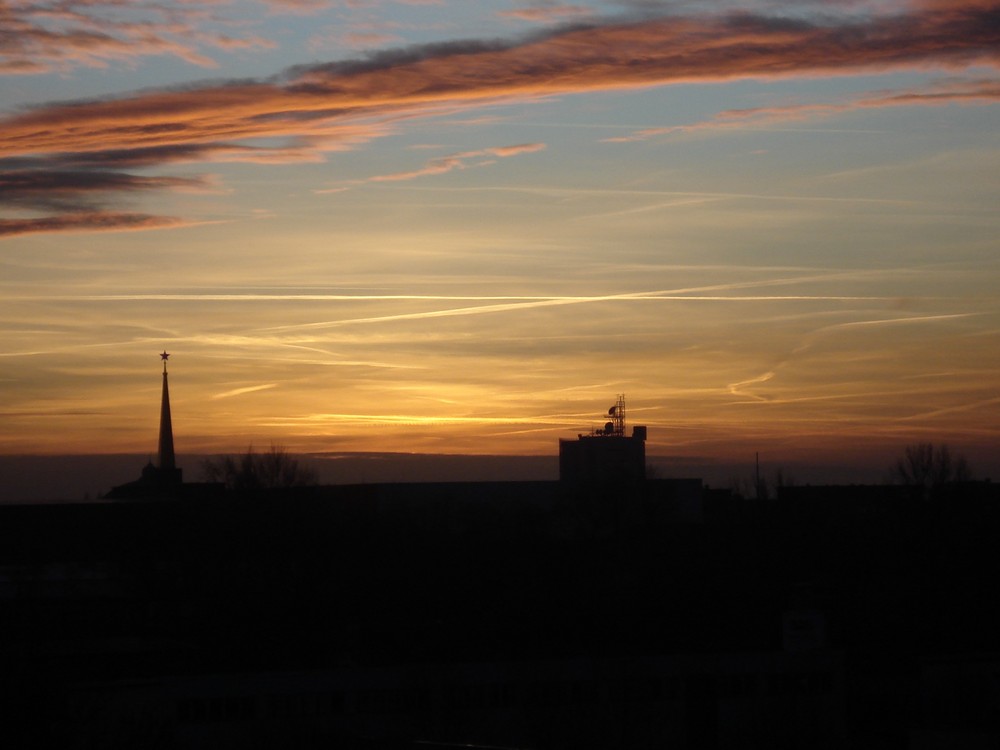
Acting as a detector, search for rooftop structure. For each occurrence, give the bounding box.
[559,395,647,485]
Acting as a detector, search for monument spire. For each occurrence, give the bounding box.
[158,351,176,473]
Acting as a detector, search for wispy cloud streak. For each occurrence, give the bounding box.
[0,212,186,238]
[0,1,275,74]
[257,278,907,332]
[211,384,279,400]
[0,170,210,211]
[605,77,1000,141]
[723,311,985,402]
[366,143,546,182]
[498,4,594,23]
[11,293,887,303]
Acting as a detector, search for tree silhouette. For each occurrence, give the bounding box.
[890,442,971,492]
[201,443,317,492]
[728,466,793,501]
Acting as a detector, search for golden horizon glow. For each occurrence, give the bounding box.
[1,1,998,482]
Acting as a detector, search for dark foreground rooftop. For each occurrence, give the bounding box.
[2,479,999,748]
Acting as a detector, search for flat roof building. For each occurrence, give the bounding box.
[559,395,646,485]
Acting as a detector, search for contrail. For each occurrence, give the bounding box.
[211,384,277,400]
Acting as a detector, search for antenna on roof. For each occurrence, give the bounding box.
[598,394,626,436]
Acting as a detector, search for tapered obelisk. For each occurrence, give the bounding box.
[158,350,180,482]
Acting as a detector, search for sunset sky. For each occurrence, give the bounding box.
[2,0,999,483]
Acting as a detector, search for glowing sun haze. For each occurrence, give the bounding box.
[1,0,998,479]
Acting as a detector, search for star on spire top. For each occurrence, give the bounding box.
[160,351,170,362]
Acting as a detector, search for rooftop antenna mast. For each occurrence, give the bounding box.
[604,394,626,436]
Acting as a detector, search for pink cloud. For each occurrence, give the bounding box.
[367,143,546,181]
[369,156,468,182]
[482,143,548,157]
[5,6,996,158]
[2,2,997,236]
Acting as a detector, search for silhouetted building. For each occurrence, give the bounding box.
[559,395,647,485]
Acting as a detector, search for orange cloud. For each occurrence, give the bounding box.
[481,143,548,157]
[366,143,546,182]
[2,2,997,235]
[4,6,996,158]
[369,156,469,182]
